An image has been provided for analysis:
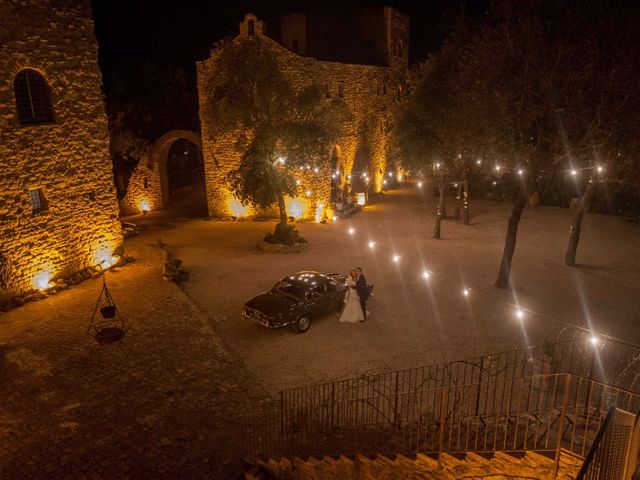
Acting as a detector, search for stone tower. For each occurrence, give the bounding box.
[0,0,122,294]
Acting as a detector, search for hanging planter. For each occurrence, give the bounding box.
[100,305,116,319]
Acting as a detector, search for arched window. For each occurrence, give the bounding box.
[13,69,54,125]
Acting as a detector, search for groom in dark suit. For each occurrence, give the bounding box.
[355,267,368,322]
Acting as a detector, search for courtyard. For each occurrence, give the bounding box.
[139,184,640,395]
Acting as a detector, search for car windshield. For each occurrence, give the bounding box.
[271,280,306,301]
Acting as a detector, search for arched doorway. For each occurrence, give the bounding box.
[165,139,207,213]
[330,146,343,202]
[149,130,208,216]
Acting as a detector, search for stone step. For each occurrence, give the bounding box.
[249,448,582,479]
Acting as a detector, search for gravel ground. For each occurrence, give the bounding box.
[130,184,640,396]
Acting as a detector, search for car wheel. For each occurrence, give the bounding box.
[295,315,311,333]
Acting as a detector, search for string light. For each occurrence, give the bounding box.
[368,241,376,249]
[492,181,497,185]
[348,228,355,235]
[476,159,482,165]
[392,255,401,263]
[597,166,604,173]
[462,288,470,297]
[332,215,337,221]
[383,179,388,185]
[296,179,301,186]
[388,172,394,177]
[495,165,501,172]
[347,174,352,180]
[418,182,423,188]
[305,190,312,197]
[515,309,525,320]
[518,169,524,176]
[422,271,431,280]
[435,162,441,168]
[570,170,578,176]
[314,167,319,173]
[278,156,285,165]
[590,335,600,346]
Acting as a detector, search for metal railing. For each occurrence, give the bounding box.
[244,373,640,468]
[279,337,640,417]
[576,408,640,480]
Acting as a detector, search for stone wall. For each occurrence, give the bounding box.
[197,11,407,220]
[0,0,123,293]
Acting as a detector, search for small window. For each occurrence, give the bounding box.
[14,69,54,125]
[248,20,255,36]
[29,188,48,212]
[338,81,344,98]
[292,38,299,53]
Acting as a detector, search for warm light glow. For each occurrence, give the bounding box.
[315,202,324,222]
[392,255,400,263]
[388,172,393,177]
[332,215,337,221]
[347,174,352,180]
[492,181,497,185]
[305,190,312,197]
[518,169,524,176]
[229,198,249,217]
[356,193,366,206]
[286,198,305,219]
[435,162,441,168]
[495,165,501,172]
[515,309,525,320]
[348,228,355,235]
[33,271,51,291]
[278,156,285,165]
[590,336,600,346]
[463,288,470,296]
[139,199,150,213]
[314,167,319,173]
[476,159,482,165]
[397,173,404,182]
[570,169,578,176]
[422,271,431,279]
[368,241,376,249]
[418,182,423,188]
[383,179,388,185]
[296,179,302,186]
[597,166,604,173]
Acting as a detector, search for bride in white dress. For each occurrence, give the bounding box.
[338,270,365,323]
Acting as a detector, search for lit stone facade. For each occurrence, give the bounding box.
[0,0,122,294]
[197,9,408,220]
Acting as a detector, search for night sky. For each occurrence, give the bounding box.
[92,0,488,67]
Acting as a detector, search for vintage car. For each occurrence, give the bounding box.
[243,271,373,333]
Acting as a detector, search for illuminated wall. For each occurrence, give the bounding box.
[196,12,407,219]
[0,0,123,293]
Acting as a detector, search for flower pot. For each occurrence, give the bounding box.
[100,305,116,319]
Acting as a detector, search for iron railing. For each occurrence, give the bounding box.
[279,336,640,416]
[576,408,639,480]
[244,373,640,469]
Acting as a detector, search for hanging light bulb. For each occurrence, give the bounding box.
[368,241,376,249]
[392,255,401,263]
[348,228,355,235]
[422,271,431,280]
[462,288,470,296]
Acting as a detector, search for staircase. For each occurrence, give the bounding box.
[246,450,584,479]
[242,339,640,479]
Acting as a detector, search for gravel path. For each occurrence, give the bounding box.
[145,185,640,396]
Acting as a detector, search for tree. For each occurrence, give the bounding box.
[203,38,340,244]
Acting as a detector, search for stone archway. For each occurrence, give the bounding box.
[148,130,207,215]
[330,145,344,202]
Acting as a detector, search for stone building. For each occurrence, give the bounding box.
[0,0,122,294]
[196,8,409,220]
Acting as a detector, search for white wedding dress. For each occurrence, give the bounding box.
[338,279,364,323]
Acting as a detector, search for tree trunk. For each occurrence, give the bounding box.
[463,179,470,225]
[454,183,462,220]
[495,186,528,289]
[565,182,595,267]
[274,190,292,244]
[433,176,446,239]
